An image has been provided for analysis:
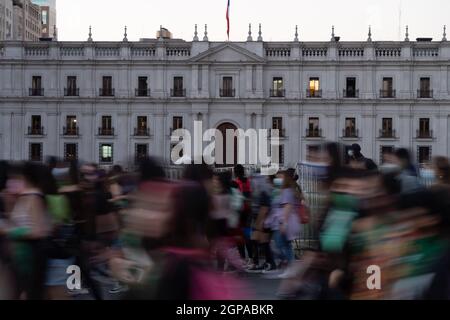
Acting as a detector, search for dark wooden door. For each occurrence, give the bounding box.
[216,122,238,167]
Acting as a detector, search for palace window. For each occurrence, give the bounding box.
[99,143,113,163]
[29,143,43,162]
[308,77,321,98]
[64,143,78,162]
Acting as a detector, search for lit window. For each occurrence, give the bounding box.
[308,78,320,97]
[100,144,113,163]
[309,78,319,91]
[42,10,47,25]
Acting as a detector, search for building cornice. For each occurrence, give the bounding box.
[1,97,450,105]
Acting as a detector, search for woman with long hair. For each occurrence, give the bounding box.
[272,169,302,275]
[0,162,53,300]
[209,171,245,272]
[145,181,247,299]
[210,171,232,271]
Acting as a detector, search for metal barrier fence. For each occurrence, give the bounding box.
[163,164,322,254]
[163,164,434,255]
[293,164,436,253]
[163,165,258,180]
[294,162,325,253]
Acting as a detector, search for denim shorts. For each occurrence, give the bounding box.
[45,258,76,287]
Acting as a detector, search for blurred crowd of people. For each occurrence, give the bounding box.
[0,142,450,300]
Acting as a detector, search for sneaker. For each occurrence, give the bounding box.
[223,266,238,274]
[262,269,284,279]
[245,264,264,273]
[244,258,253,267]
[263,263,277,272]
[108,284,129,294]
[276,271,291,279]
[67,288,90,296]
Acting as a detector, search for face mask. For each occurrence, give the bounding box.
[348,150,354,157]
[273,178,284,188]
[420,169,436,182]
[379,163,402,175]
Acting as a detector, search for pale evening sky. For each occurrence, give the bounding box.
[57,0,450,42]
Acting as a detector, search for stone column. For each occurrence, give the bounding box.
[326,65,338,99]
[1,112,12,159]
[326,112,338,142]
[255,65,264,98]
[117,106,131,167]
[153,66,165,99]
[201,65,209,98]
[153,111,166,161]
[361,112,377,160]
[289,65,301,99]
[82,106,95,162]
[362,65,375,100]
[191,65,199,98]
[118,64,129,98]
[399,113,413,149]
[288,106,301,167]
[439,66,449,99]
[437,114,448,156]
[11,111,24,160]
[46,110,59,158]
[327,41,338,98]
[49,44,59,98]
[245,65,253,98]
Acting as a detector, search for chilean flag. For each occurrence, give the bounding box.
[226,0,230,39]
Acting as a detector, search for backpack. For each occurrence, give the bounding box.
[292,183,310,224]
[46,194,78,259]
[235,178,251,198]
[299,201,311,224]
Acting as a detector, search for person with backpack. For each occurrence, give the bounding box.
[268,170,302,277]
[74,163,116,300]
[0,162,53,300]
[233,165,253,265]
[41,163,78,300]
[247,173,277,273]
[210,171,245,273]
[347,144,378,171]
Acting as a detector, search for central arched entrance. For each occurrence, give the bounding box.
[216,122,238,168]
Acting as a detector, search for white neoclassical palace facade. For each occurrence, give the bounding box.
[1,26,450,169]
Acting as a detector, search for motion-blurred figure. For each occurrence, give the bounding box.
[391,148,424,193]
[347,144,378,171]
[233,165,253,266]
[247,173,276,273]
[0,163,53,300]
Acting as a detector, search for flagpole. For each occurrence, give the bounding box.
[226,0,230,41]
